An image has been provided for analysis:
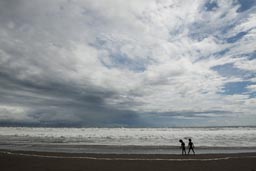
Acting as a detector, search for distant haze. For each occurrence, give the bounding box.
[0,0,255,127]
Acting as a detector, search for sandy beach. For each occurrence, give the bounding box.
[0,150,256,171]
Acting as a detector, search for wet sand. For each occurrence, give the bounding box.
[0,150,256,171]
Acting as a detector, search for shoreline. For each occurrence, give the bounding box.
[1,149,256,158]
[0,150,256,171]
[0,144,256,155]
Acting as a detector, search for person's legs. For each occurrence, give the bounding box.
[192,148,195,154]
[182,149,185,155]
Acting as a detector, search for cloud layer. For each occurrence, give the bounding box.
[0,0,255,127]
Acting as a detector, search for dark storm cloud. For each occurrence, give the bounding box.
[0,69,146,127]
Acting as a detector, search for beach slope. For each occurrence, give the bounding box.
[0,150,256,171]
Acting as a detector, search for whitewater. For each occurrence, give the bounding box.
[0,127,255,154]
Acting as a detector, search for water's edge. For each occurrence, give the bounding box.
[1,144,255,155]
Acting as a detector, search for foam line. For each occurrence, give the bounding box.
[1,151,256,161]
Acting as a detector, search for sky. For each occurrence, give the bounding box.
[0,0,255,127]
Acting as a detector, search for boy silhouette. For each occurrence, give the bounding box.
[188,139,195,155]
[179,139,186,155]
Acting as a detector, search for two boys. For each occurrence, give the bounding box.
[179,139,195,155]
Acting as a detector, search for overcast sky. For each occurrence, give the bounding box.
[0,0,255,127]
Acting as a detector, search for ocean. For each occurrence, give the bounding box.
[0,127,255,154]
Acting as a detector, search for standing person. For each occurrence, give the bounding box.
[188,139,195,155]
[179,139,186,155]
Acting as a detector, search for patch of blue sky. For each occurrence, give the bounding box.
[204,0,219,11]
[213,49,230,57]
[236,0,256,13]
[90,38,147,72]
[213,62,255,97]
[226,31,247,43]
[247,51,256,60]
[212,63,254,79]
[188,19,238,44]
[221,81,255,95]
[233,51,256,60]
[193,49,230,63]
[219,15,243,35]
[249,92,256,98]
[188,30,209,41]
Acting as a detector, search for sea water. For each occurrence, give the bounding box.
[0,127,255,154]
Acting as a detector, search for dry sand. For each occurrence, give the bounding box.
[0,150,256,171]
